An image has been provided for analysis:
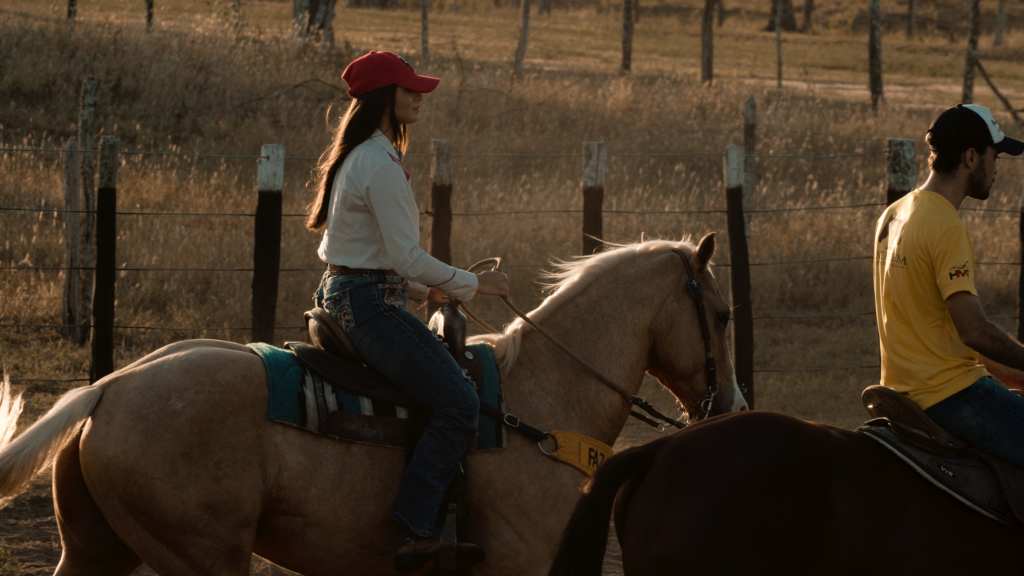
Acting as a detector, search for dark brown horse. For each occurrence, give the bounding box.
[548,411,1022,576]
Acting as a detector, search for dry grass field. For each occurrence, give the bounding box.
[1,0,1024,572]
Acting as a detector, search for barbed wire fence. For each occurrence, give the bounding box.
[3,115,1023,408]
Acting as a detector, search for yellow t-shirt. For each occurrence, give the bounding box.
[873,189,990,409]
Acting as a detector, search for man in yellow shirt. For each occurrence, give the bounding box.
[874,104,1023,464]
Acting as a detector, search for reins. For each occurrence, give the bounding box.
[461,250,720,432]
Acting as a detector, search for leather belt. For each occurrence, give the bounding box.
[328,264,397,276]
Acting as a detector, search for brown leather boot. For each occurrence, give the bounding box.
[392,535,485,573]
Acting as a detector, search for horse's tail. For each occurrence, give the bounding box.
[547,438,665,576]
[0,371,104,508]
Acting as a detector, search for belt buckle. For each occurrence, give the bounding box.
[503,414,521,428]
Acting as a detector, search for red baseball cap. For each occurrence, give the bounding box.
[342,51,440,98]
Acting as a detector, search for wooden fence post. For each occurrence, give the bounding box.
[79,76,100,340]
[725,145,753,409]
[975,60,1024,129]
[774,7,783,90]
[869,0,882,110]
[429,139,453,265]
[1018,191,1024,342]
[701,0,714,84]
[962,0,980,104]
[252,144,284,344]
[742,96,756,225]
[321,0,337,47]
[421,0,430,61]
[907,0,916,39]
[428,139,453,317]
[995,0,1007,47]
[292,0,310,47]
[512,0,531,78]
[62,138,83,345]
[622,0,634,74]
[886,138,916,206]
[90,136,118,383]
[581,142,606,255]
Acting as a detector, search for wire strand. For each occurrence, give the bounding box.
[747,203,885,213]
[750,256,872,266]
[0,147,265,159]
[754,365,880,373]
[753,312,875,320]
[752,151,886,158]
[10,378,91,383]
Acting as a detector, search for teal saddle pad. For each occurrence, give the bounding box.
[249,342,505,451]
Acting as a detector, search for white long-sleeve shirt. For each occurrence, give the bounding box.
[318,130,478,302]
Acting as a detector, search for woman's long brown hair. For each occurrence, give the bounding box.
[306,84,408,231]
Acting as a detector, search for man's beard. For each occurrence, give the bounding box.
[967,158,993,200]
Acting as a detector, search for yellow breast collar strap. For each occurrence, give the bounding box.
[542,430,614,477]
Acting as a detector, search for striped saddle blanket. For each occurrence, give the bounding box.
[249,342,505,451]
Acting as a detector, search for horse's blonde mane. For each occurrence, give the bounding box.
[469,238,697,376]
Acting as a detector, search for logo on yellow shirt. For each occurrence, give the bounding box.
[949,262,970,280]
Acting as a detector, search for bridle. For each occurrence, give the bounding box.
[461,248,722,431]
[671,248,719,420]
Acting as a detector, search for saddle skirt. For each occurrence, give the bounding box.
[248,340,506,451]
[858,385,1024,526]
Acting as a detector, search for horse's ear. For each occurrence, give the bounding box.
[695,233,716,272]
[640,232,648,243]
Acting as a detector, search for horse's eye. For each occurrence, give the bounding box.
[717,312,731,326]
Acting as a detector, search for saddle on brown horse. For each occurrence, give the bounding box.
[859,384,1024,526]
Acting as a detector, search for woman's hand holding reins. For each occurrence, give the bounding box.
[475,271,509,298]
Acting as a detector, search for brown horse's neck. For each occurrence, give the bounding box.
[499,255,668,447]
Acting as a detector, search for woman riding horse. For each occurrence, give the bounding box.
[305,51,508,571]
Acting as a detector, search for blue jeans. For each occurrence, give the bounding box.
[926,376,1024,467]
[313,271,479,537]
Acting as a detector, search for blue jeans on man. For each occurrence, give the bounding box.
[926,376,1024,467]
[314,272,479,538]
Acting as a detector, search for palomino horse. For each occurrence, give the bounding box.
[0,234,747,576]
[548,411,1023,576]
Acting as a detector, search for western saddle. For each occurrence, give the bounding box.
[862,384,1024,525]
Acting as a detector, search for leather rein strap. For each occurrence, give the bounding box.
[461,250,720,430]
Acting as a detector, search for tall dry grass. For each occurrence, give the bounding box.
[1,5,1023,430]
[1,5,1024,575]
